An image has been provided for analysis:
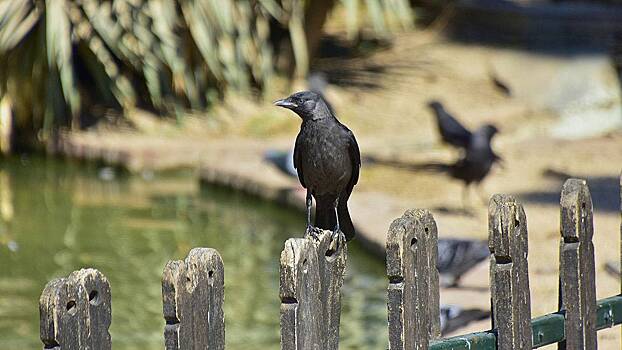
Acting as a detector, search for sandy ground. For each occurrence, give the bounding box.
[65,29,622,346]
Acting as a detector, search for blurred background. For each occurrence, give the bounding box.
[1,0,621,349]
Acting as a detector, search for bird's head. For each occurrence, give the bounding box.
[480,124,499,139]
[274,91,329,120]
[427,100,444,111]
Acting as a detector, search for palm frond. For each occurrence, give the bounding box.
[0,0,414,145]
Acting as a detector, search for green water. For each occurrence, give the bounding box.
[0,157,388,349]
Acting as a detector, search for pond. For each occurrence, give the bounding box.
[0,156,388,349]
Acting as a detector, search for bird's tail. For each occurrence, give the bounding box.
[314,198,337,233]
[337,198,355,241]
[314,196,356,241]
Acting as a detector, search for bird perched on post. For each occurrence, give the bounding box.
[425,100,503,206]
[274,91,360,250]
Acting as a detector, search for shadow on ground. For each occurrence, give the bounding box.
[517,175,620,213]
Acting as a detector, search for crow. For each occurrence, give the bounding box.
[424,101,503,206]
[274,91,360,248]
[428,101,473,149]
[448,124,502,201]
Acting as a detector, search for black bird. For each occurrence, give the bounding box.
[274,91,360,246]
[449,124,501,201]
[428,101,472,149]
[437,238,490,287]
[424,101,503,206]
[393,124,500,207]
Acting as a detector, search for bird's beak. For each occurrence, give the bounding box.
[273,98,297,109]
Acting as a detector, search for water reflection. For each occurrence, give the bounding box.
[0,157,387,349]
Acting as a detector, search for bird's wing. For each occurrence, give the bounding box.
[293,132,307,188]
[346,129,361,193]
[438,110,472,149]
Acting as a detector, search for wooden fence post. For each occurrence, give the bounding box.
[280,237,322,350]
[488,194,532,350]
[39,269,112,350]
[387,209,441,350]
[558,179,597,350]
[311,228,348,349]
[162,248,225,350]
[280,228,347,350]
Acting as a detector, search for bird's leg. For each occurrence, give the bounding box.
[329,198,346,253]
[333,198,340,233]
[306,191,313,231]
[304,191,320,240]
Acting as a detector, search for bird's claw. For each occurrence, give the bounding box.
[304,225,321,241]
[328,229,346,255]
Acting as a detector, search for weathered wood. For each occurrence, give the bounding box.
[309,228,348,350]
[39,269,112,350]
[558,179,597,350]
[280,237,322,350]
[488,194,532,350]
[387,209,441,350]
[410,209,441,339]
[162,248,225,350]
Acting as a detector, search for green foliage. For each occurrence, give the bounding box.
[0,0,412,140]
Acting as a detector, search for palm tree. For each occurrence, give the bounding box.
[0,0,413,152]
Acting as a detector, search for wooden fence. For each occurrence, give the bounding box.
[38,178,622,349]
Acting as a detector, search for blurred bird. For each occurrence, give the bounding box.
[263,149,297,178]
[440,305,490,335]
[448,125,502,204]
[428,101,473,149]
[438,238,490,287]
[425,101,503,206]
[274,91,360,248]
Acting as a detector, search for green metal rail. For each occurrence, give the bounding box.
[430,294,622,350]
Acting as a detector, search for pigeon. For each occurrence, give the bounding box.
[264,149,297,178]
[438,238,490,287]
[440,305,490,335]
